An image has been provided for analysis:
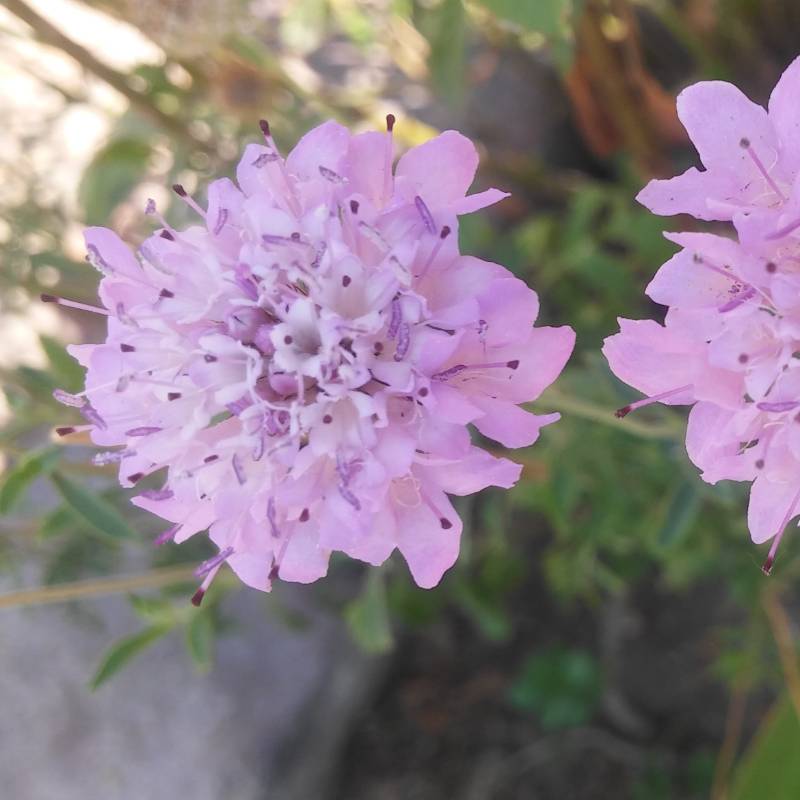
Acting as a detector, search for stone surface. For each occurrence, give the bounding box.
[0,581,383,800]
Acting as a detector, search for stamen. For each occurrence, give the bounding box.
[432,361,519,381]
[319,165,345,184]
[194,546,234,578]
[387,298,402,339]
[762,485,800,574]
[338,484,361,511]
[414,195,436,234]
[213,208,228,236]
[53,389,85,408]
[153,523,181,547]
[416,225,452,279]
[739,138,786,201]
[756,400,800,413]
[767,215,800,241]
[172,184,207,218]
[232,453,246,485]
[615,384,693,418]
[125,426,163,437]
[55,425,92,437]
[267,497,280,538]
[40,294,110,316]
[394,323,410,361]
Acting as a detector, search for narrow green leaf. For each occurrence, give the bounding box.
[78,138,151,225]
[345,570,394,654]
[39,334,84,392]
[90,625,170,690]
[730,697,800,800]
[186,612,215,672]
[658,479,702,547]
[423,0,466,104]
[50,471,137,540]
[0,447,60,514]
[129,594,176,624]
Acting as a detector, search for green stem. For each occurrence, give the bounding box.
[0,564,197,610]
[535,387,683,440]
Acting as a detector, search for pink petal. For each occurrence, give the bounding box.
[768,55,800,177]
[602,318,699,402]
[748,476,800,544]
[677,80,776,172]
[420,447,521,495]
[395,130,479,208]
[394,489,461,588]
[278,523,331,583]
[471,395,560,448]
[286,119,350,181]
[452,188,510,215]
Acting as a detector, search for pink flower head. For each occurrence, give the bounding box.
[54,117,575,599]
[605,56,800,573]
[638,56,800,226]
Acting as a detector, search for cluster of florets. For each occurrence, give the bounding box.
[55,117,574,599]
[604,57,800,572]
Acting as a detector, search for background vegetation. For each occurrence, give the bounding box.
[2,0,800,796]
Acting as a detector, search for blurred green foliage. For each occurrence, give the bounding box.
[2,0,800,794]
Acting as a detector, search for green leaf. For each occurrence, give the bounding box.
[186,612,215,672]
[345,570,394,654]
[474,0,580,70]
[453,581,512,642]
[658,479,702,547]
[730,697,800,800]
[509,647,602,729]
[0,447,61,514]
[39,334,84,392]
[50,471,137,541]
[129,594,176,624]
[78,138,151,225]
[422,0,466,104]
[90,625,170,690]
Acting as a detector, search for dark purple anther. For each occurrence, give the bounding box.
[81,403,108,431]
[432,364,467,381]
[756,400,800,412]
[252,152,279,168]
[414,195,436,234]
[86,244,112,275]
[338,484,361,511]
[153,523,181,547]
[232,453,246,485]
[394,323,410,361]
[311,242,327,270]
[125,426,163,437]
[387,298,402,340]
[194,546,234,577]
[319,165,344,183]
[267,497,280,538]
[213,208,229,236]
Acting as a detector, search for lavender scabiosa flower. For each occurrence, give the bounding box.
[53,117,575,599]
[604,56,800,572]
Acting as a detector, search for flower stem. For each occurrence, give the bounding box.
[0,564,197,611]
[534,388,684,440]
